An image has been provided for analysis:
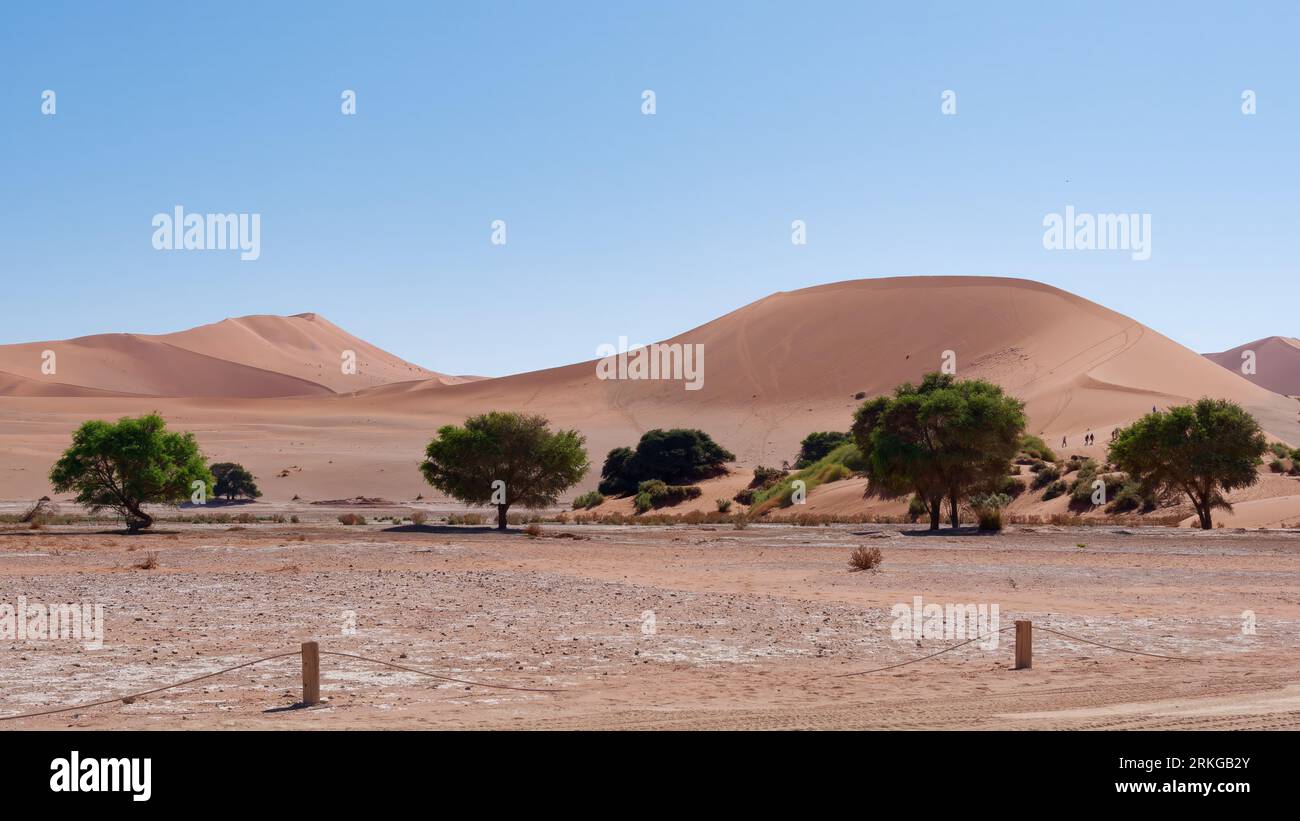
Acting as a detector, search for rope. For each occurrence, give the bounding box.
[1034,625,1200,662]
[831,626,1016,678]
[0,650,301,722]
[319,651,563,693]
[0,647,563,722]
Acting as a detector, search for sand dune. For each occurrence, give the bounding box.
[1,276,1297,503]
[0,313,463,398]
[1204,336,1300,398]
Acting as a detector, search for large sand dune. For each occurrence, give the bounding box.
[1,276,1296,503]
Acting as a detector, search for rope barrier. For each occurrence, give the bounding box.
[0,650,301,722]
[0,647,562,722]
[831,626,1016,678]
[0,621,1205,719]
[1034,625,1201,662]
[319,650,563,693]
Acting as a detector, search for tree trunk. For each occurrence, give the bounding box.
[497,503,509,530]
[928,496,942,531]
[1198,504,1212,530]
[125,503,153,532]
[948,492,960,528]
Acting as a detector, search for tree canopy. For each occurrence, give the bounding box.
[48,413,213,531]
[420,411,588,529]
[1108,398,1267,529]
[597,428,735,495]
[795,431,850,468]
[210,462,262,501]
[851,373,1026,529]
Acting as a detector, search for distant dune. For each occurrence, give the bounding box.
[0,312,471,397]
[1,276,1297,503]
[1204,336,1300,397]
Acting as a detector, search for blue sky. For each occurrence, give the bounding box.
[2,1,1296,376]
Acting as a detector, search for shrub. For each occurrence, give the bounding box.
[907,495,928,522]
[1269,442,1291,459]
[970,493,1011,531]
[410,511,428,525]
[750,441,863,510]
[598,429,735,495]
[1108,479,1154,513]
[290,515,300,524]
[1042,479,1067,500]
[524,523,543,538]
[447,512,485,525]
[1028,460,1048,473]
[1268,458,1285,473]
[848,545,883,571]
[795,432,850,468]
[337,513,365,525]
[732,514,749,530]
[1018,434,1057,463]
[733,488,756,505]
[634,480,702,512]
[572,490,605,510]
[750,465,787,489]
[1031,464,1061,489]
[716,499,732,513]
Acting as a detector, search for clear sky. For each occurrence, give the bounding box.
[2,1,1296,376]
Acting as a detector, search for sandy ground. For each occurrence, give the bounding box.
[2,518,1298,730]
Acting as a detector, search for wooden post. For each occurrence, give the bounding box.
[1014,620,1032,670]
[301,641,320,706]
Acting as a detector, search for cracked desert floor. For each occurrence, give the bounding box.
[2,517,1298,730]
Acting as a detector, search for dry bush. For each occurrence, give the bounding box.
[409,511,428,526]
[134,552,160,570]
[524,523,543,538]
[337,513,365,526]
[848,545,883,572]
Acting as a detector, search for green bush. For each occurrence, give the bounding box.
[572,490,605,509]
[1031,464,1061,489]
[598,429,735,495]
[907,494,928,522]
[750,442,863,509]
[716,499,732,513]
[969,492,1011,531]
[749,465,787,489]
[634,479,702,512]
[1269,442,1291,459]
[1042,479,1067,500]
[795,431,850,468]
[1018,434,1057,463]
[1268,458,1285,473]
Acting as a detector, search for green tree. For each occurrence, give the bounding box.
[795,431,850,468]
[210,462,262,501]
[49,413,213,531]
[1108,398,1267,529]
[597,428,734,495]
[852,373,1025,530]
[419,411,589,530]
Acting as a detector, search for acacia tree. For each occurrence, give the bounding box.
[1108,398,1267,529]
[852,373,1025,530]
[210,462,262,501]
[420,411,589,530]
[49,413,213,531]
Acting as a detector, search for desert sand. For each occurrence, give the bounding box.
[2,275,1299,732]
[1,277,1297,510]
[1205,336,1300,398]
[1,517,1298,730]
